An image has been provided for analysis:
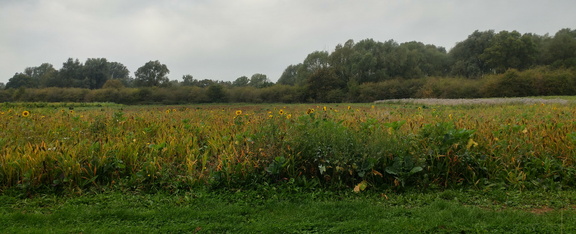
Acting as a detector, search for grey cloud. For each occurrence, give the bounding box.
[1,0,575,84]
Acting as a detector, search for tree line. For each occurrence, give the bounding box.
[1,28,575,103]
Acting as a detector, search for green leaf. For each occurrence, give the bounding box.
[409,166,423,174]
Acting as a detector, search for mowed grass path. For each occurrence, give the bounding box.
[1,189,575,233]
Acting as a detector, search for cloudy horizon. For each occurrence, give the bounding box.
[1,0,575,85]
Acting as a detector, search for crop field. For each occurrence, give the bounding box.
[1,100,576,195]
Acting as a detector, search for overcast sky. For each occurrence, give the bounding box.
[1,0,575,85]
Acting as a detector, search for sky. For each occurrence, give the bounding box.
[1,0,575,85]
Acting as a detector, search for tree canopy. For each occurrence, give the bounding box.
[134,60,170,87]
[3,28,576,103]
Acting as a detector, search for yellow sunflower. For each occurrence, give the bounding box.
[22,110,31,117]
[235,110,243,115]
[279,109,285,115]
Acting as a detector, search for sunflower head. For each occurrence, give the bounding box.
[279,109,284,115]
[22,110,30,117]
[235,110,242,115]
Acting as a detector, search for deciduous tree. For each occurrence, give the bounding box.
[134,60,170,87]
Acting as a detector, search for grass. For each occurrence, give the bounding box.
[1,188,575,233]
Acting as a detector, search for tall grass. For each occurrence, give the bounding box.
[1,103,575,194]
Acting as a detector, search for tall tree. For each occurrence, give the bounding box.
[134,60,170,87]
[543,28,576,68]
[399,41,450,78]
[58,58,84,87]
[305,67,344,102]
[83,58,109,89]
[480,30,537,73]
[297,51,330,85]
[108,61,131,86]
[232,76,249,87]
[277,64,304,86]
[6,73,36,89]
[329,39,356,83]
[248,73,273,88]
[449,30,495,78]
[24,63,58,88]
[181,74,196,86]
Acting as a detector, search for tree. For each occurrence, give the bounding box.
[24,63,58,88]
[181,74,196,86]
[399,41,450,78]
[543,28,576,68]
[83,58,109,89]
[302,51,330,73]
[6,73,34,89]
[57,58,84,87]
[207,84,227,102]
[134,60,170,87]
[449,30,495,78]
[329,39,356,83]
[0,82,5,90]
[480,30,537,73]
[232,76,249,87]
[248,73,273,88]
[277,64,303,85]
[195,79,215,88]
[108,62,131,86]
[305,67,344,102]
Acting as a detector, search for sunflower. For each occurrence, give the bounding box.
[279,109,285,115]
[235,110,242,115]
[22,110,31,117]
[306,108,314,114]
[165,109,170,114]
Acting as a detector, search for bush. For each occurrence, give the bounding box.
[416,77,482,98]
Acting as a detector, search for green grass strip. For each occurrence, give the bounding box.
[1,189,575,233]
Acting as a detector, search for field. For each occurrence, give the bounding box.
[1,99,576,194]
[1,100,576,231]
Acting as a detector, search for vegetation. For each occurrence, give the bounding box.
[1,101,575,231]
[1,27,575,231]
[2,28,575,103]
[1,101,575,195]
[1,189,575,233]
